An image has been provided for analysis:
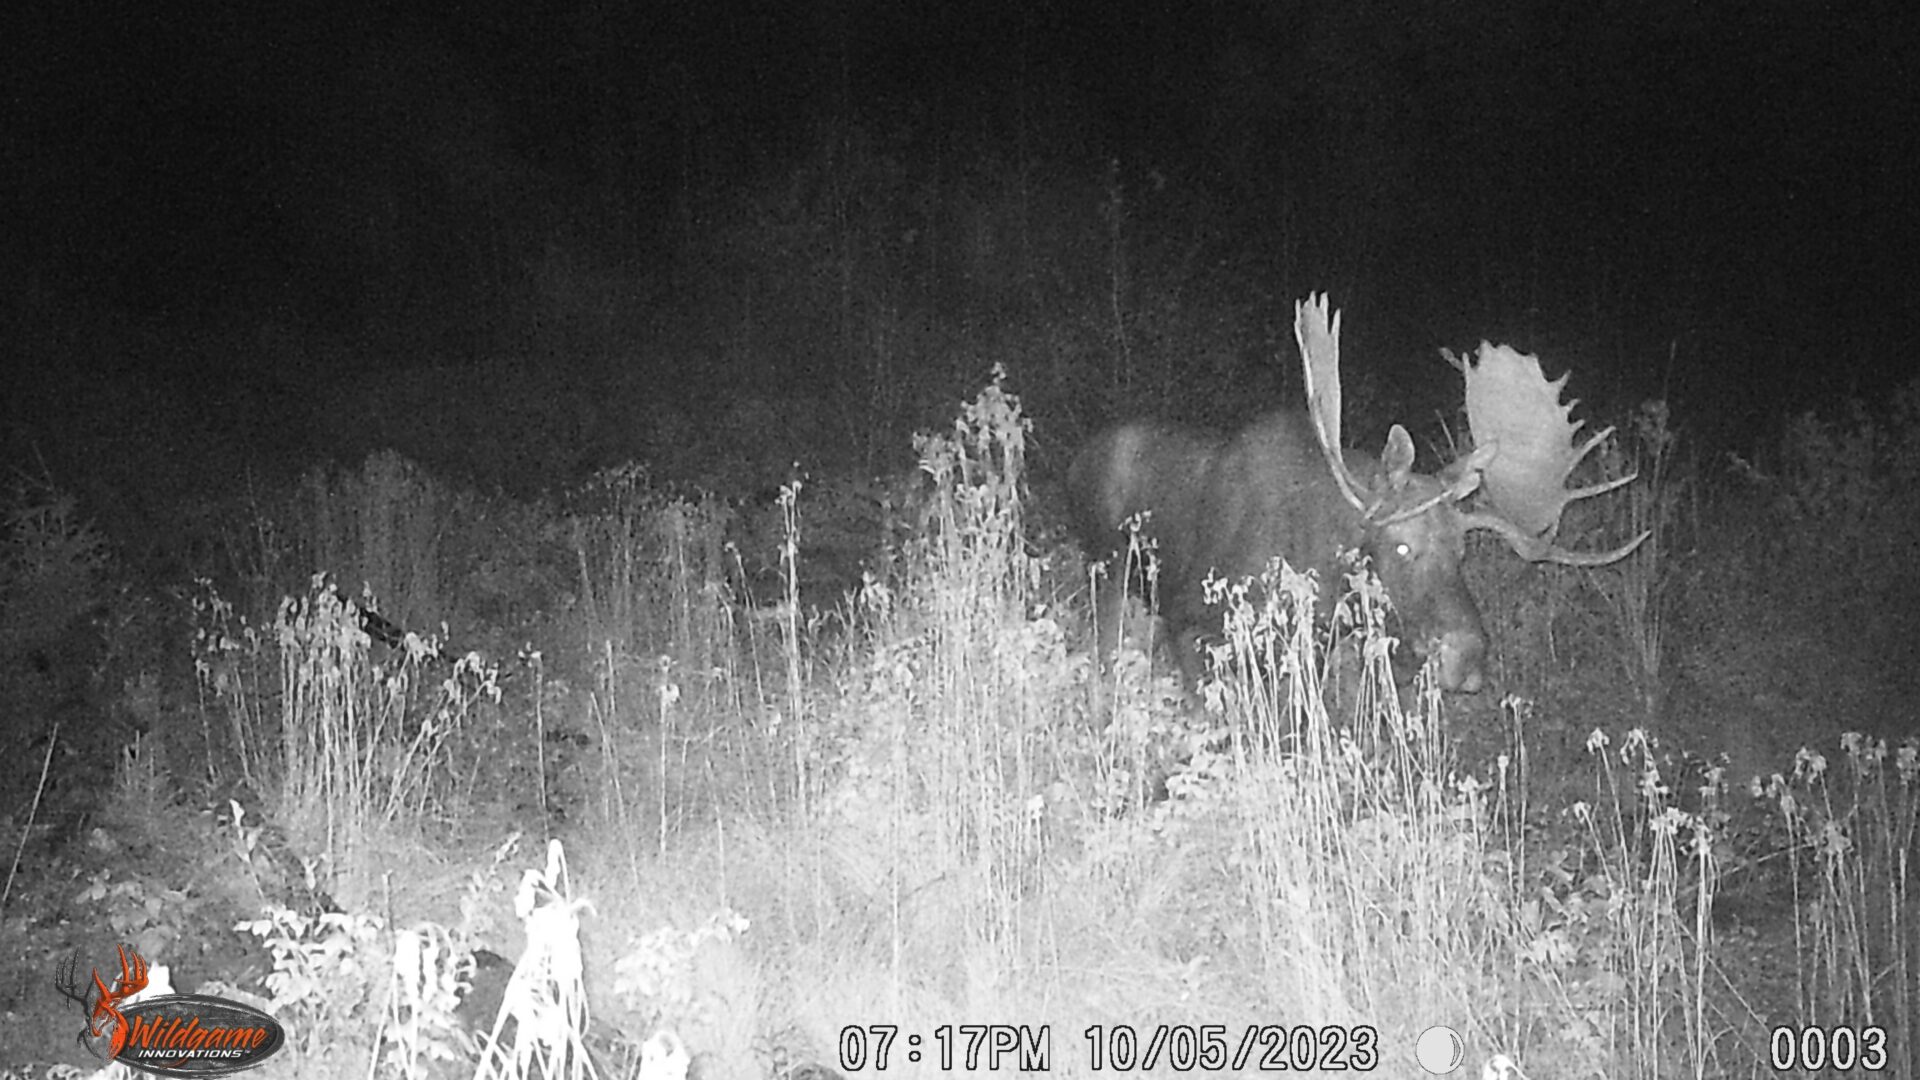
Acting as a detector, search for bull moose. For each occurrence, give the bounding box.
[1068,294,1647,693]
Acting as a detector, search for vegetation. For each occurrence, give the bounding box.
[5,8,1909,1079]
[3,358,1918,1079]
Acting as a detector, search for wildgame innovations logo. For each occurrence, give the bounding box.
[56,945,286,1077]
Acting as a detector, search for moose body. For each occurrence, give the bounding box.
[1070,413,1488,692]
[1070,295,1646,695]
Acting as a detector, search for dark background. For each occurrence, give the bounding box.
[8,0,1915,507]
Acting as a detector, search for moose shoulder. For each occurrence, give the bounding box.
[1068,294,1647,694]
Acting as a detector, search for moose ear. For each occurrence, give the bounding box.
[1380,425,1417,489]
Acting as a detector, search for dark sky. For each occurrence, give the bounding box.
[7,0,1916,484]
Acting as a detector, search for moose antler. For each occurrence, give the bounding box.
[1295,294,1369,513]
[1294,294,1486,523]
[1446,343,1648,565]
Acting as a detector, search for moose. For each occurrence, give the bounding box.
[1068,294,1647,693]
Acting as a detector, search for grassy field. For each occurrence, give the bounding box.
[4,364,1917,1080]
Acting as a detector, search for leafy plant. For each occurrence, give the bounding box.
[237,904,388,1058]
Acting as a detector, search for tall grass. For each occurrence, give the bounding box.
[96,373,1920,1080]
[1588,400,1684,721]
[830,366,1062,955]
[272,578,499,908]
[1763,735,1920,1079]
[295,450,451,634]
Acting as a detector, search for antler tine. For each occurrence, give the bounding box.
[123,945,150,995]
[1561,424,1640,502]
[1378,486,1463,528]
[1567,470,1638,504]
[1576,527,1651,565]
[1460,510,1650,566]
[1294,293,1371,514]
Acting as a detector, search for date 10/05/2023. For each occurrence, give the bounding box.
[834,1022,1384,1073]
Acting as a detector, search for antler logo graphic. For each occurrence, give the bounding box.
[53,943,286,1076]
[57,945,150,1058]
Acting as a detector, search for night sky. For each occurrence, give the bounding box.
[8,0,1916,495]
